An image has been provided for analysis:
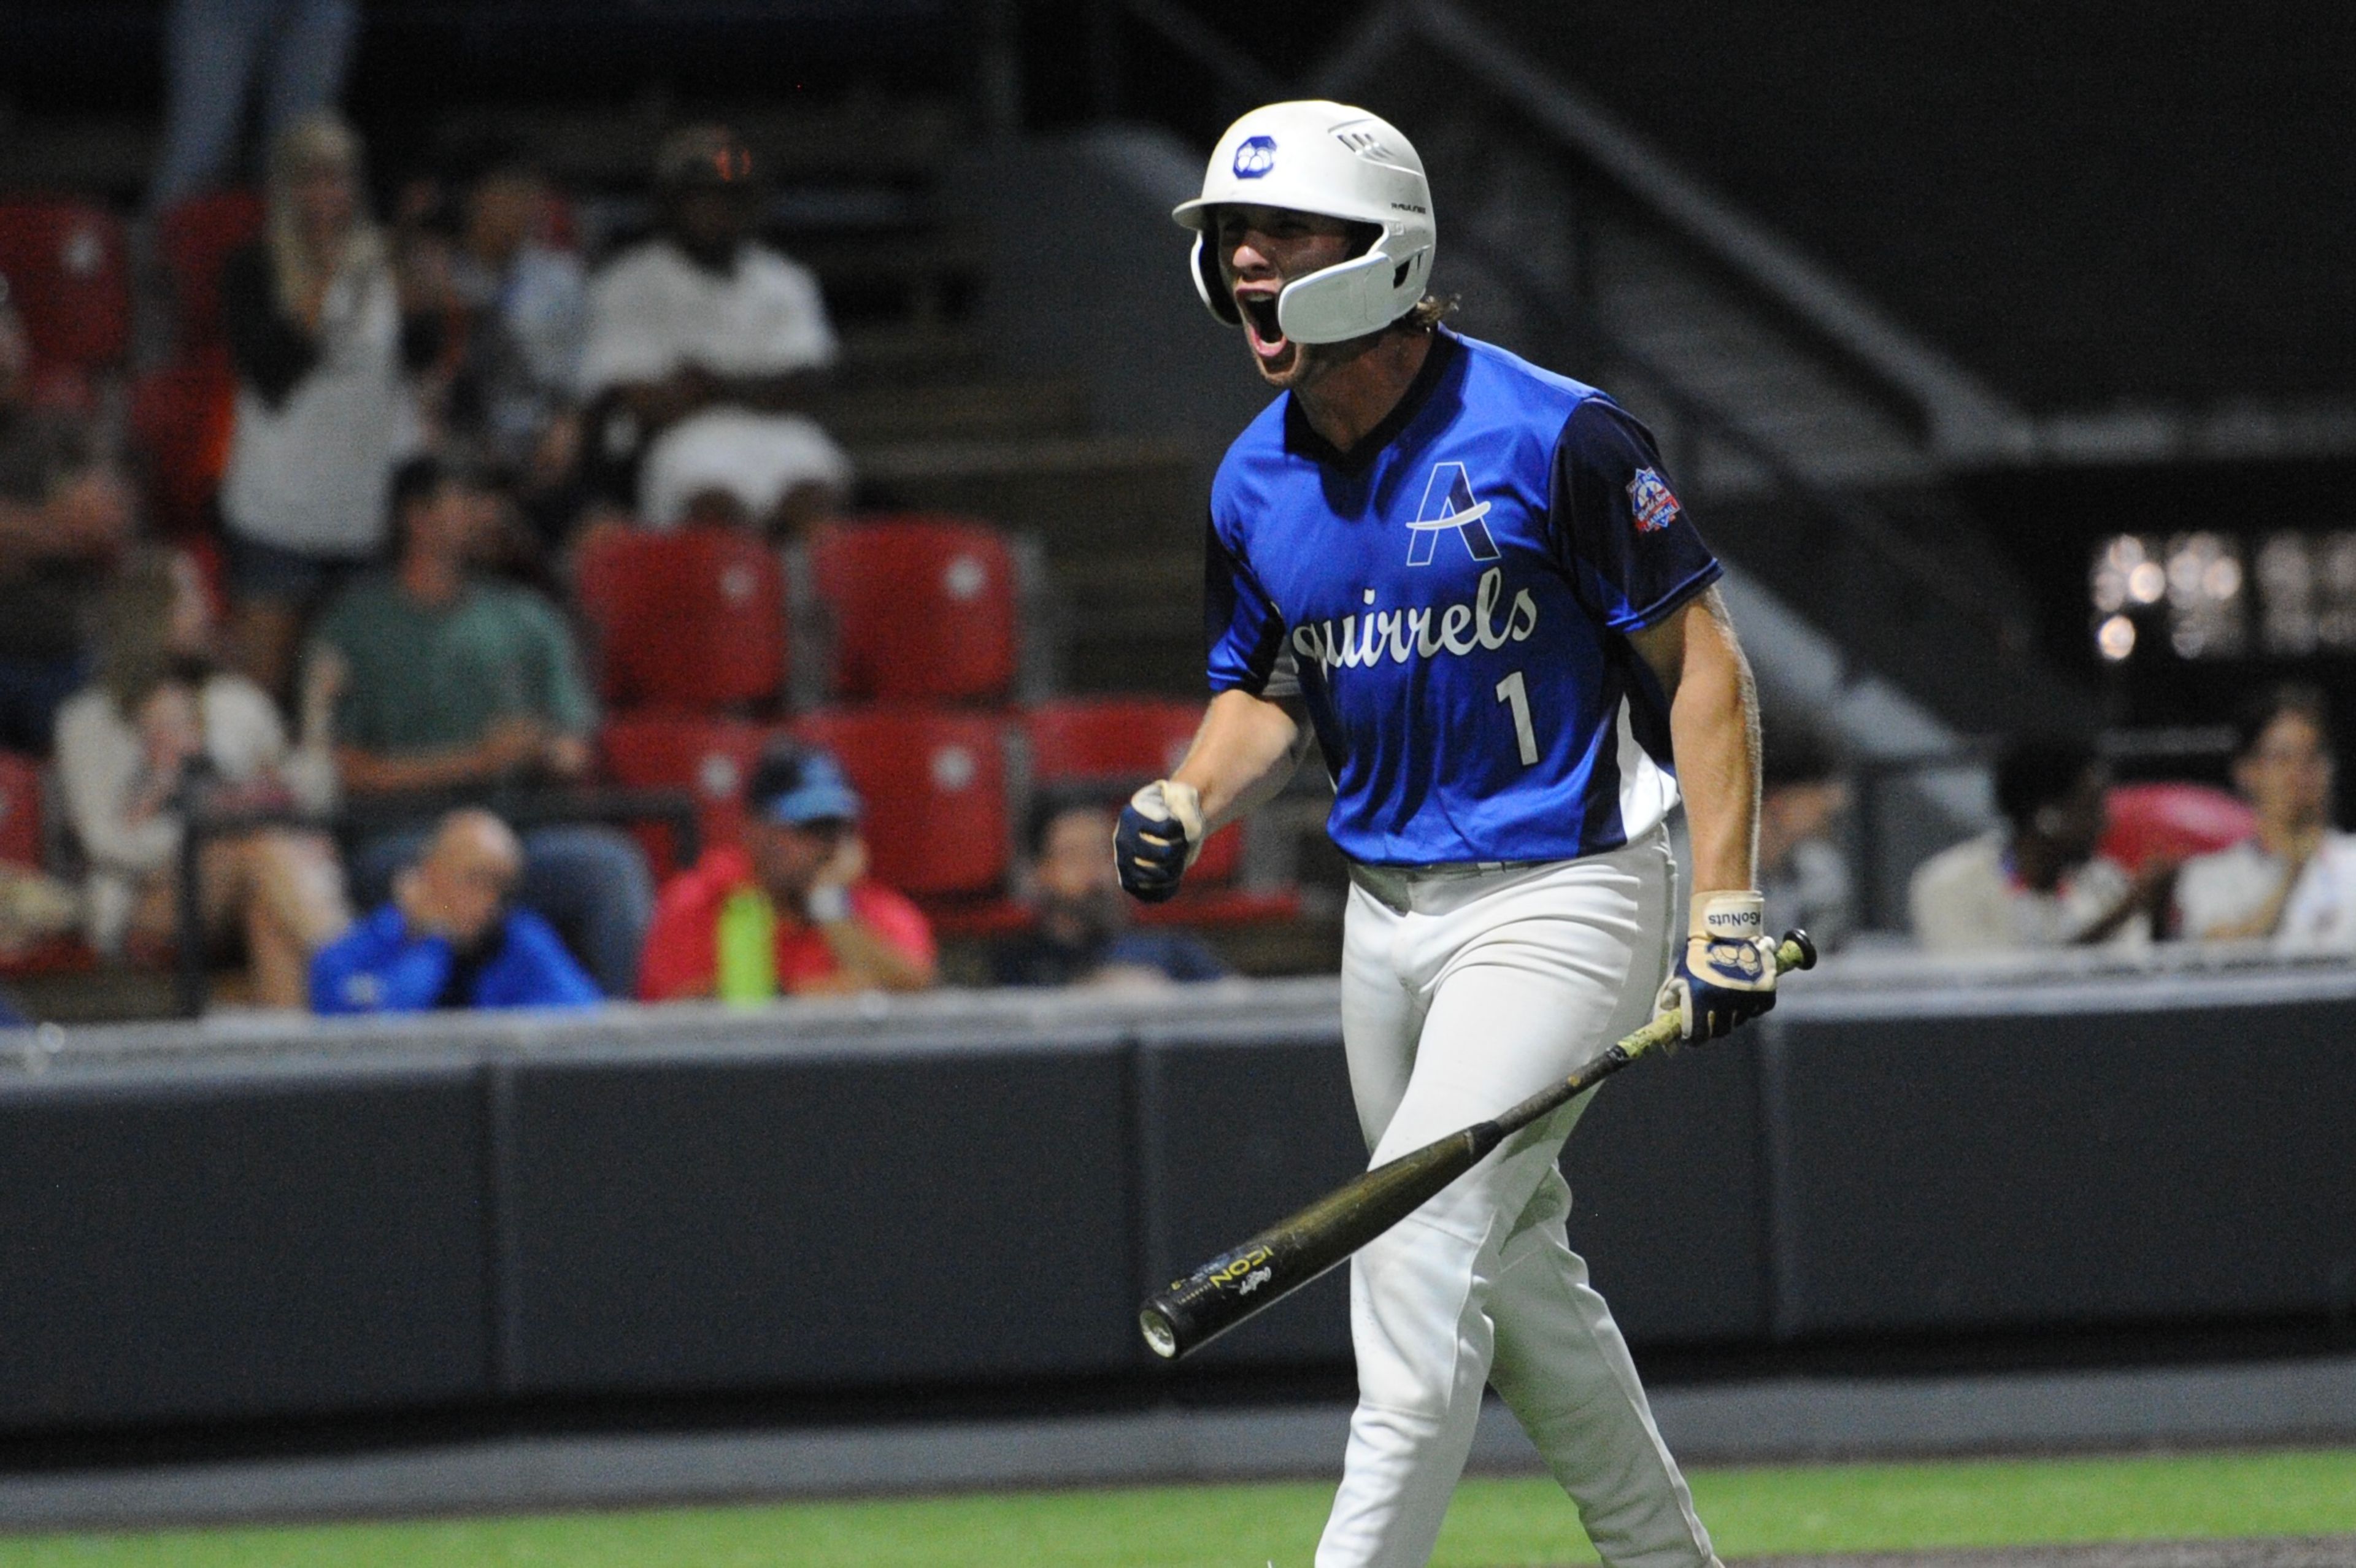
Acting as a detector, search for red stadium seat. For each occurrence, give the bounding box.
[792,708,1010,901]
[807,516,1018,704]
[1024,694,1199,782]
[576,526,787,713]
[598,714,780,877]
[0,751,42,870]
[128,361,239,536]
[0,199,129,394]
[2101,782,2254,874]
[1022,696,1242,884]
[0,751,96,978]
[155,190,263,366]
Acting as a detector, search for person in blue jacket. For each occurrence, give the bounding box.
[310,807,599,1013]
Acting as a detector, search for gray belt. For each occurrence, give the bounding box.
[1346,858,1550,915]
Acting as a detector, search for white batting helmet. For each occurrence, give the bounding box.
[1171,100,1435,345]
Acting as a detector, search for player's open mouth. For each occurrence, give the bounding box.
[1239,293,1289,363]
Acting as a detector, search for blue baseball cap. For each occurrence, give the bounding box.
[749,742,861,826]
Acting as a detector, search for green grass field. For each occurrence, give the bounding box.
[4,1448,2351,1567]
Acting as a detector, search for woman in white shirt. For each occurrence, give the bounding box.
[2174,684,2356,950]
[217,111,433,697]
[55,551,350,1007]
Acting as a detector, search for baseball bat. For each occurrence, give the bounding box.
[1138,929,1818,1361]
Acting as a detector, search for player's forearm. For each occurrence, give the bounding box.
[1171,689,1310,832]
[1660,594,1761,894]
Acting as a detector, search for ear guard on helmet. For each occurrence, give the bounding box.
[1190,226,1433,345]
[1190,231,1240,326]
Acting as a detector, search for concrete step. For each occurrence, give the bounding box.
[434,96,965,188]
[834,325,996,387]
[1054,548,1203,694]
[818,377,1090,446]
[849,435,1207,553]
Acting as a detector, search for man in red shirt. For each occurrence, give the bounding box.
[638,740,936,1001]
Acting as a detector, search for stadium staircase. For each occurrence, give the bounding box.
[419,91,1222,698]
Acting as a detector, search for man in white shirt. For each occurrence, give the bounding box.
[1911,736,2166,953]
[2174,684,2356,950]
[579,124,852,534]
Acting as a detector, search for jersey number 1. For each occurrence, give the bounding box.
[1495,670,1539,766]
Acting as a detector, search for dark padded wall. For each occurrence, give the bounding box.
[0,1060,488,1429]
[2,975,2350,1435]
[1769,999,2356,1336]
[499,1037,1138,1393]
[1561,1041,1768,1343]
[1134,1028,1366,1367]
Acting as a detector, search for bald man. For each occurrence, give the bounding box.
[310,808,601,1013]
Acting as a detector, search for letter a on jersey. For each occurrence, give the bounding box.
[1406,462,1500,566]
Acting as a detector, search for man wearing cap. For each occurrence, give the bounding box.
[578,123,852,536]
[637,740,936,1001]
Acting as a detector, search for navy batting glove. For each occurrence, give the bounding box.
[1653,892,1779,1043]
[1115,780,1204,904]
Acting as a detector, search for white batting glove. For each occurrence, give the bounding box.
[1653,891,1779,1043]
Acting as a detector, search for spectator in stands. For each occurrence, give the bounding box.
[1910,737,2167,953]
[0,287,136,753]
[2174,684,2355,949]
[218,112,441,698]
[55,548,348,1007]
[309,455,653,996]
[147,0,359,212]
[990,799,1227,988]
[639,739,935,1001]
[1758,726,1854,954]
[310,806,599,1013]
[579,124,852,539]
[434,140,588,536]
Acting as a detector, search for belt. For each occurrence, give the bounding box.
[1346,857,1552,914]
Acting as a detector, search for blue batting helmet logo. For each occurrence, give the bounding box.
[1233,135,1277,179]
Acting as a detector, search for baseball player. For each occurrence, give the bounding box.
[1117,101,1777,1568]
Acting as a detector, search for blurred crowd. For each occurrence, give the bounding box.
[0,72,1230,1023]
[1906,685,2352,957]
[1720,683,2355,971]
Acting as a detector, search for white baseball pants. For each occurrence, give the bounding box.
[1316,829,1720,1568]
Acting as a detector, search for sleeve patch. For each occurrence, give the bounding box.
[1626,467,1682,533]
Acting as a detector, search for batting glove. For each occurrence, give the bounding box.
[1653,891,1780,1043]
[1115,780,1204,904]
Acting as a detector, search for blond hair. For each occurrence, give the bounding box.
[264,110,385,321]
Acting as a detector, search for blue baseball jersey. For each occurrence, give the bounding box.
[1206,329,1721,867]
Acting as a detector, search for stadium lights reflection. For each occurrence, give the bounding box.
[2088,531,2246,661]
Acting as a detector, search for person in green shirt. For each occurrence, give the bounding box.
[307,456,652,994]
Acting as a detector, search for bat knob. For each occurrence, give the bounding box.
[1779,928,1819,972]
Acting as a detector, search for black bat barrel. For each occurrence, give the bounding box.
[1140,1125,1499,1360]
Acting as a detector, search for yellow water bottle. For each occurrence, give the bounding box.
[715,886,778,1005]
